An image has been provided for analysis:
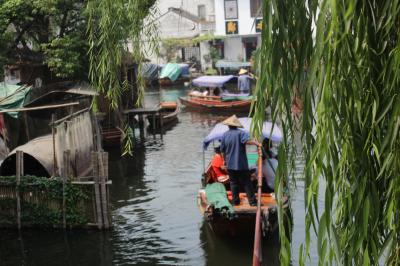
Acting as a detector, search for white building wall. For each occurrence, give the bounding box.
[215,0,260,36]
[157,0,215,22]
[214,0,262,62]
[223,37,244,61]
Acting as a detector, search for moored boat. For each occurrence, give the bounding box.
[197,117,289,237]
[179,75,252,113]
[159,63,191,87]
[147,101,180,130]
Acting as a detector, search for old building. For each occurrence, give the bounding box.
[149,0,216,70]
[214,0,262,62]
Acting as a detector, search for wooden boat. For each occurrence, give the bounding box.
[147,101,180,130]
[159,76,190,87]
[179,94,251,113]
[159,63,190,87]
[179,75,252,113]
[198,118,289,237]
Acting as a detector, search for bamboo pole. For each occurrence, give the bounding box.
[16,150,23,230]
[252,145,263,266]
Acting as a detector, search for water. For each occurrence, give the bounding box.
[0,86,321,266]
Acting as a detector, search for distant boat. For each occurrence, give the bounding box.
[159,63,190,87]
[197,117,290,237]
[147,101,180,130]
[179,75,252,113]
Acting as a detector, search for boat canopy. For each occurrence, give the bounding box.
[203,117,283,150]
[192,75,237,88]
[159,63,189,81]
[215,60,251,69]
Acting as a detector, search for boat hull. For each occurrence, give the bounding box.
[146,101,180,130]
[198,190,288,237]
[179,96,251,113]
[159,77,190,87]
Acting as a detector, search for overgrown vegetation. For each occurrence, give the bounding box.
[0,176,91,227]
[252,0,400,265]
[0,0,88,80]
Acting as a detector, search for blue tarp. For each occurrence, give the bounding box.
[141,63,159,80]
[203,117,283,150]
[192,75,237,88]
[215,60,251,69]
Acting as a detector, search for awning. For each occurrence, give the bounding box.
[203,117,283,150]
[215,60,251,69]
[0,83,31,118]
[192,75,237,88]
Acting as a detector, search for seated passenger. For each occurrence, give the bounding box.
[211,146,229,183]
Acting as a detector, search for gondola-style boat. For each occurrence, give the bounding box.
[179,75,252,113]
[197,117,289,237]
[147,101,180,129]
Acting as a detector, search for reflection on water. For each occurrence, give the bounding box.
[0,85,320,266]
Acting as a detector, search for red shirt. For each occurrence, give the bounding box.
[211,154,228,180]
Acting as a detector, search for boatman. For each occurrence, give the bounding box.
[220,115,259,206]
[237,68,253,94]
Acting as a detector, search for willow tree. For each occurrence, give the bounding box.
[252,0,400,265]
[86,0,158,109]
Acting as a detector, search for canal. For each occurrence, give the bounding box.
[0,86,321,265]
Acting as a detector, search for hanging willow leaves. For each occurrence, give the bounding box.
[86,0,159,155]
[86,0,159,108]
[252,0,400,265]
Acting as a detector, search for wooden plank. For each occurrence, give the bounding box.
[0,102,79,113]
[123,107,160,115]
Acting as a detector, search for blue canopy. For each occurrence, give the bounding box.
[203,117,283,150]
[192,75,237,88]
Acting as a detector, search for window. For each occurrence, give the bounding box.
[198,5,206,20]
[250,0,262,17]
[224,0,238,20]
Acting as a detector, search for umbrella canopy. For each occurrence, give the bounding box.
[203,117,283,150]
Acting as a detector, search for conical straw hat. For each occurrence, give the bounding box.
[238,68,248,75]
[222,115,244,128]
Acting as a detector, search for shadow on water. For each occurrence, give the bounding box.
[0,230,113,266]
[199,221,281,266]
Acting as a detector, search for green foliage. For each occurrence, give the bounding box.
[0,175,91,227]
[87,0,159,109]
[0,0,88,80]
[252,0,400,265]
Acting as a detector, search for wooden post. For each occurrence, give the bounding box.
[152,114,156,139]
[51,114,57,177]
[16,150,23,230]
[62,150,70,229]
[159,112,164,140]
[99,152,109,229]
[92,152,103,229]
[139,115,145,140]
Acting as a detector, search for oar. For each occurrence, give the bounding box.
[252,145,263,266]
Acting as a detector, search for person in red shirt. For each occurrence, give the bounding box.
[211,146,229,183]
